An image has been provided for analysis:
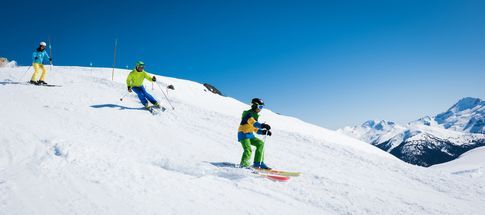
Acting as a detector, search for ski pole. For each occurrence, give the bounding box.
[119,91,130,101]
[155,82,175,110]
[17,65,32,82]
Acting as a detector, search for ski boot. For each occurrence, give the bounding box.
[153,103,166,112]
[37,80,47,85]
[253,162,272,170]
[29,80,39,85]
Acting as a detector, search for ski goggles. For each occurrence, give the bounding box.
[257,105,264,110]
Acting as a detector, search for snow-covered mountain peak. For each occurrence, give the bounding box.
[408,116,437,127]
[362,120,396,130]
[447,97,483,113]
[435,97,484,133]
[340,97,485,167]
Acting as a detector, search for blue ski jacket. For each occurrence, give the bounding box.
[32,49,50,64]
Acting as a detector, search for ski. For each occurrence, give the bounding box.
[22,81,62,87]
[256,172,290,182]
[146,106,166,115]
[209,162,291,182]
[253,168,301,177]
[36,84,61,87]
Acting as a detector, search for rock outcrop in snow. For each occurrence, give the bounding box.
[0,57,17,68]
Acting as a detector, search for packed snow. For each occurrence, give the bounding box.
[1,66,484,214]
[432,146,485,182]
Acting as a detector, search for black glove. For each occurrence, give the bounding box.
[261,123,271,130]
[261,130,272,136]
[152,76,157,82]
[127,86,132,93]
[167,85,175,90]
[49,58,52,62]
[35,57,39,60]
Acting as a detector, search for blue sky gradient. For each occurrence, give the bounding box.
[2,0,484,128]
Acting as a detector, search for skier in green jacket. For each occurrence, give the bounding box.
[126,61,161,111]
[237,98,272,169]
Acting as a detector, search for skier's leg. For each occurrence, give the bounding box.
[140,86,158,105]
[250,138,265,163]
[39,64,47,81]
[239,139,252,168]
[132,87,148,107]
[31,63,39,81]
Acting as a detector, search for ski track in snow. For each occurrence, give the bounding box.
[1,66,484,214]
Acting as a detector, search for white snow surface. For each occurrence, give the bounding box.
[1,66,484,214]
[432,146,485,182]
[0,60,17,68]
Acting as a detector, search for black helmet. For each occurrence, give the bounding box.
[251,98,265,110]
[251,98,264,106]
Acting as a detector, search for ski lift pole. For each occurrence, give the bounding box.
[155,82,175,110]
[111,38,118,81]
[48,36,53,70]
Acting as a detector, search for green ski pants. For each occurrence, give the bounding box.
[240,138,265,167]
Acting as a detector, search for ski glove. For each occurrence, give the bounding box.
[127,86,132,93]
[168,85,175,90]
[49,58,52,62]
[152,76,157,82]
[35,57,39,60]
[261,123,271,130]
[261,130,272,136]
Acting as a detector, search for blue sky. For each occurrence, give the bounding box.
[2,0,484,129]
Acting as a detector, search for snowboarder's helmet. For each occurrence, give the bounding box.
[39,42,47,46]
[251,98,265,110]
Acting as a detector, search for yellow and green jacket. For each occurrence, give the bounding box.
[126,70,153,87]
[238,109,264,141]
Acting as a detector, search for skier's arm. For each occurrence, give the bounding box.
[144,71,154,82]
[126,73,133,87]
[44,52,51,64]
[247,117,262,129]
[32,52,38,62]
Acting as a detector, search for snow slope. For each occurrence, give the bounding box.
[432,146,485,182]
[1,66,484,214]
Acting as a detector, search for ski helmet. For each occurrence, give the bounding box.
[135,61,145,68]
[39,42,47,46]
[251,98,265,110]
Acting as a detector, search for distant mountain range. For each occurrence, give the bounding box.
[338,97,485,167]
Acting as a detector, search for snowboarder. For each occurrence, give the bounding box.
[238,98,272,170]
[30,41,52,85]
[126,61,161,111]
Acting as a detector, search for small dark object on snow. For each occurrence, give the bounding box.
[203,83,223,96]
[167,85,175,90]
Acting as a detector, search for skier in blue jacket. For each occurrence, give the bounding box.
[30,41,52,85]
